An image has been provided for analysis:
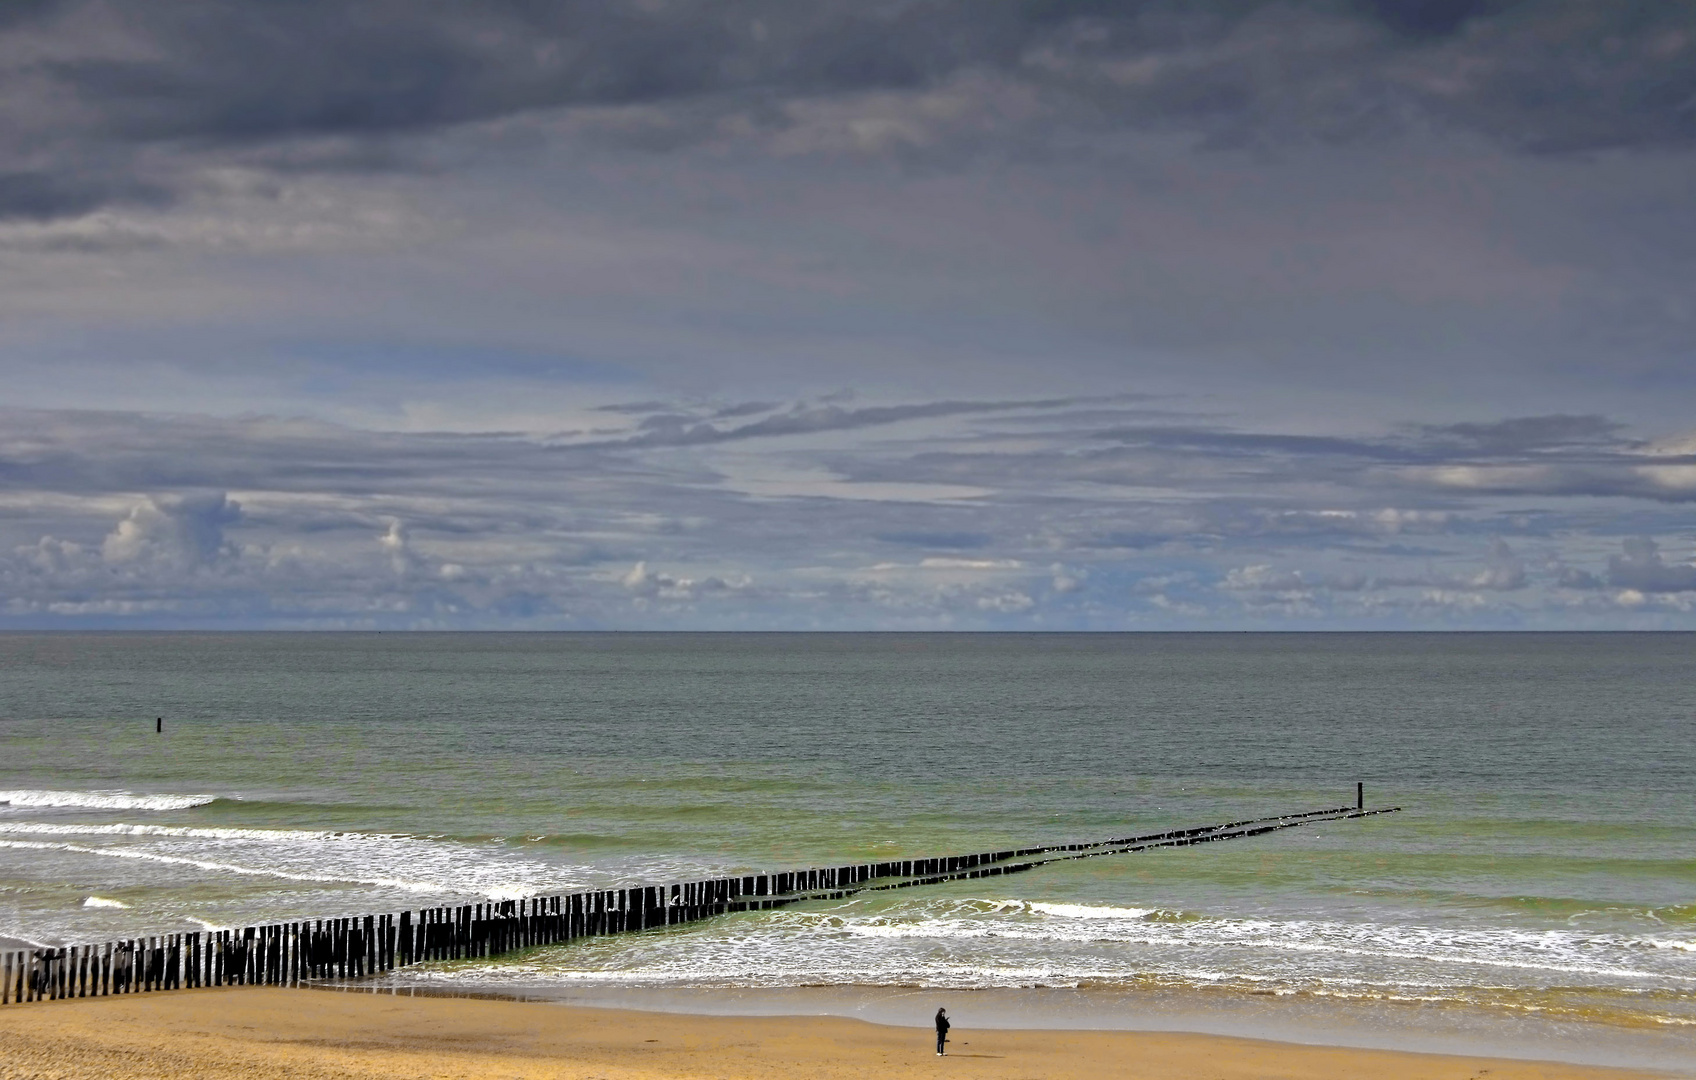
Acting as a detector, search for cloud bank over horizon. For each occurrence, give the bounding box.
[6,396,1696,629]
[3,0,1696,628]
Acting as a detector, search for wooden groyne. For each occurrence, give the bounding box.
[1,799,1398,1005]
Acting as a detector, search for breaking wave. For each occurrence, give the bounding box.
[0,789,216,812]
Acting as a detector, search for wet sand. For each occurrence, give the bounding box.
[0,987,1674,1080]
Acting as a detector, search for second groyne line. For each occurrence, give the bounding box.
[1,798,1400,1006]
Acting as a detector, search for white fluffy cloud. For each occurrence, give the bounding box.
[101,492,241,569]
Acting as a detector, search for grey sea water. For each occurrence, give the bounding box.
[1,633,1692,1065]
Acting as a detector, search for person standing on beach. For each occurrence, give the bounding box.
[935,1007,950,1055]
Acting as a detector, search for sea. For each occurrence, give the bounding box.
[1,633,1692,1070]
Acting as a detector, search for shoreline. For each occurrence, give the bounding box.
[334,979,1696,1074]
[0,987,1681,1080]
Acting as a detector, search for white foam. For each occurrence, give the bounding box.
[81,896,129,908]
[0,822,575,900]
[0,822,346,842]
[483,885,537,902]
[0,839,444,894]
[461,890,1696,1014]
[0,789,215,812]
[1025,901,1158,920]
[0,830,580,903]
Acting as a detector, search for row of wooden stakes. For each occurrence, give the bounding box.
[2,802,1398,1006]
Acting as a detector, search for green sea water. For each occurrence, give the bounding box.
[1,632,1692,1063]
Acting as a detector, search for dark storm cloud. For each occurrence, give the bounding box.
[1365,0,1495,38]
[4,1,1694,219]
[0,170,172,222]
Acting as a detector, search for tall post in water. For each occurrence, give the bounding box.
[156,717,162,733]
[1356,781,1364,810]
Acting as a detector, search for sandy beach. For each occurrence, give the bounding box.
[0,988,1673,1080]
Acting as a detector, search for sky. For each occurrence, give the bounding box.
[2,0,1696,629]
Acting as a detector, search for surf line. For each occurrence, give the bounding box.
[0,793,1399,1006]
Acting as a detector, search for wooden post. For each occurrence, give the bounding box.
[1357,782,1364,810]
[156,716,162,733]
